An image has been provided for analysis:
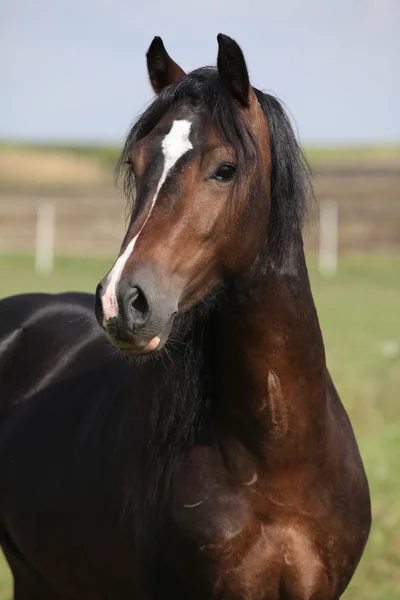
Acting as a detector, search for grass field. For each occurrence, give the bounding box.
[0,254,399,599]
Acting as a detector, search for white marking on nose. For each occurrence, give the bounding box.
[101,119,193,322]
[243,472,258,486]
[183,500,204,508]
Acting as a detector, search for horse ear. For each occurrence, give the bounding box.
[217,34,251,106]
[146,37,186,94]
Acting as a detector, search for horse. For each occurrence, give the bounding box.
[0,34,371,599]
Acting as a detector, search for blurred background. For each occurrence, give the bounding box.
[0,0,399,598]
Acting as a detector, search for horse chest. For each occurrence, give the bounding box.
[165,447,332,600]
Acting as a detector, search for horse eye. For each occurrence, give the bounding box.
[213,164,236,181]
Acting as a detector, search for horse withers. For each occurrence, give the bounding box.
[0,34,371,599]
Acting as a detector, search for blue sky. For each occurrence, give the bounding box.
[1,0,399,145]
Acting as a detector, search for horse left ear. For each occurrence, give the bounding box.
[146,37,186,94]
[217,34,251,106]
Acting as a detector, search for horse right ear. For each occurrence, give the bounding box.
[217,34,250,106]
[146,37,186,94]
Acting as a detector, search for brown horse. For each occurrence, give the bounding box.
[0,35,370,599]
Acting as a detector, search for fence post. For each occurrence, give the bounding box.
[318,199,338,277]
[35,201,56,276]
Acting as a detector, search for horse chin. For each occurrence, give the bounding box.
[109,313,176,357]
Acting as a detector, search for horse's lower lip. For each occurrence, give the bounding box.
[143,336,161,352]
[112,334,163,356]
[105,313,176,356]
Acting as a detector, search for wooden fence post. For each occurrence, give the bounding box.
[35,201,56,276]
[318,199,338,277]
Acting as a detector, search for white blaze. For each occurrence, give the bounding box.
[102,119,193,321]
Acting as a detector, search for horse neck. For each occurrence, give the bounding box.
[211,238,328,460]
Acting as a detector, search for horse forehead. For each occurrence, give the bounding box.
[161,119,193,160]
[137,116,201,168]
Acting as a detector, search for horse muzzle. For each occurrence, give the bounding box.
[94,266,178,355]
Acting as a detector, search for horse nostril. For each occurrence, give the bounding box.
[130,287,150,325]
[94,282,105,328]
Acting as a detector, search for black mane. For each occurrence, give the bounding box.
[117,66,312,272]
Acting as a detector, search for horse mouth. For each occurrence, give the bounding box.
[105,313,176,356]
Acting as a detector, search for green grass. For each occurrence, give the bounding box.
[309,257,400,599]
[0,254,399,599]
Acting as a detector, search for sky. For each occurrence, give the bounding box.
[1,0,399,145]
